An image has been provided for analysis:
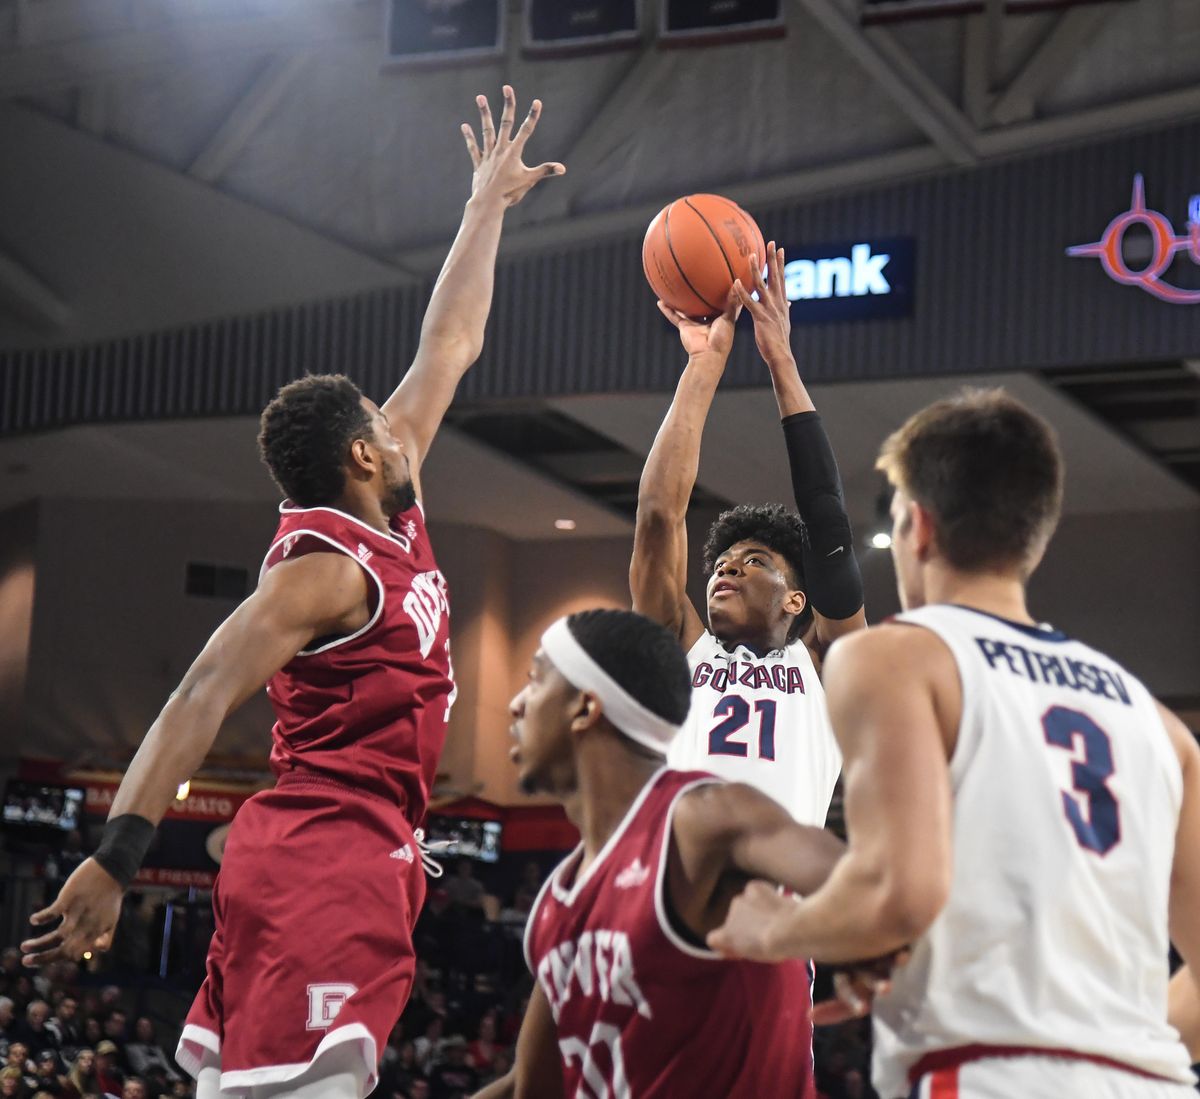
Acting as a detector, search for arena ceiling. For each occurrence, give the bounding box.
[0,0,1199,342]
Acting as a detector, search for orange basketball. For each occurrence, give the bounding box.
[642,193,767,320]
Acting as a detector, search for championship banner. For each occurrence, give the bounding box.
[78,776,258,889]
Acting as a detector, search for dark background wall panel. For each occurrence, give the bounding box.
[2,117,1199,433]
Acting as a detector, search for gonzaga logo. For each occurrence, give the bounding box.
[1067,175,1200,305]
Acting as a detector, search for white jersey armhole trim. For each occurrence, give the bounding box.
[892,612,971,773]
[550,767,667,907]
[653,777,726,961]
[260,529,385,656]
[523,859,565,975]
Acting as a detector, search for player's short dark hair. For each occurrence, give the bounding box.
[257,375,373,506]
[703,503,811,642]
[566,610,691,728]
[876,387,1063,574]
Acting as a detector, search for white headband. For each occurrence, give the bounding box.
[540,617,682,755]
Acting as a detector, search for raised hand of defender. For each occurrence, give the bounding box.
[20,857,123,967]
[733,243,792,366]
[461,85,565,208]
[658,289,741,359]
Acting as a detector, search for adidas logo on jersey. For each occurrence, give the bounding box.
[614,858,649,890]
[356,542,373,564]
[389,845,414,863]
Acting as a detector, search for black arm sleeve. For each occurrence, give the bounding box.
[781,411,864,621]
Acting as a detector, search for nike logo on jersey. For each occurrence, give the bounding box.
[825,545,845,557]
[614,858,649,890]
[389,845,414,863]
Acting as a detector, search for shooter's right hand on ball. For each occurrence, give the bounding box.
[657,289,741,359]
[20,857,123,967]
[461,85,565,208]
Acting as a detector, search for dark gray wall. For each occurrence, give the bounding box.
[4,118,1200,433]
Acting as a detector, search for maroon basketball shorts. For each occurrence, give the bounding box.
[176,773,425,1093]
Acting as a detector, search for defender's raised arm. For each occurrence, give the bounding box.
[382,86,565,492]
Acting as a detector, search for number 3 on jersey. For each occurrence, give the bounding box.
[708,695,777,761]
[1042,705,1121,855]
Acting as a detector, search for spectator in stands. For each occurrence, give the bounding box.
[119,1077,144,1099]
[98,1015,128,1078]
[0,997,15,1050]
[62,1049,97,1099]
[0,1066,24,1098]
[428,1036,476,1099]
[122,1020,177,1084]
[5,1042,38,1095]
[463,1010,498,1076]
[44,1001,78,1059]
[13,1003,52,1052]
[413,1016,444,1077]
[92,1042,122,1097]
[33,1049,65,1097]
[79,1023,101,1054]
[444,861,484,911]
[407,1080,430,1099]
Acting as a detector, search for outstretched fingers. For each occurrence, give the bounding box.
[476,94,496,154]
[461,123,482,169]
[511,98,543,153]
[497,84,517,143]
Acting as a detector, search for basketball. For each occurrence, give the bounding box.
[642,193,767,319]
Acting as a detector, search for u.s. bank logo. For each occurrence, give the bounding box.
[1067,176,1200,305]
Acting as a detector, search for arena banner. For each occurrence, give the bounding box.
[861,0,1133,23]
[77,775,257,889]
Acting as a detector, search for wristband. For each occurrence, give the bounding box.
[92,814,156,889]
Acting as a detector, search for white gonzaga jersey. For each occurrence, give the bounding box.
[873,604,1194,1098]
[667,631,841,826]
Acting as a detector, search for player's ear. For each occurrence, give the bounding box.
[784,586,807,617]
[569,691,603,736]
[910,500,938,561]
[347,436,378,480]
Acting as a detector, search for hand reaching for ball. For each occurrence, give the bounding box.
[734,242,793,368]
[461,85,565,208]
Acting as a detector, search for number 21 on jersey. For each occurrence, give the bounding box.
[708,695,777,761]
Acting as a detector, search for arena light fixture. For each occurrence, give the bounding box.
[555,518,577,531]
[870,531,893,550]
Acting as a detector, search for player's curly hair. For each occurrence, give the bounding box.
[257,374,373,506]
[703,503,811,642]
[566,609,692,730]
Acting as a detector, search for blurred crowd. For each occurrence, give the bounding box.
[2,853,877,1099]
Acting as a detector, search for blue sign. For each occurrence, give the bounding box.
[781,237,916,323]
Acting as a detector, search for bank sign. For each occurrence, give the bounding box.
[781,237,916,323]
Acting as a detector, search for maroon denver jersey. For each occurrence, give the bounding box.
[261,500,455,823]
[526,768,815,1099]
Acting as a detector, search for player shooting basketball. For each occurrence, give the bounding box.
[631,242,866,830]
[711,390,1200,1098]
[21,87,565,1099]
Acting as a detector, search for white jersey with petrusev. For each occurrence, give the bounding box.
[873,603,1195,1097]
[667,631,841,827]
